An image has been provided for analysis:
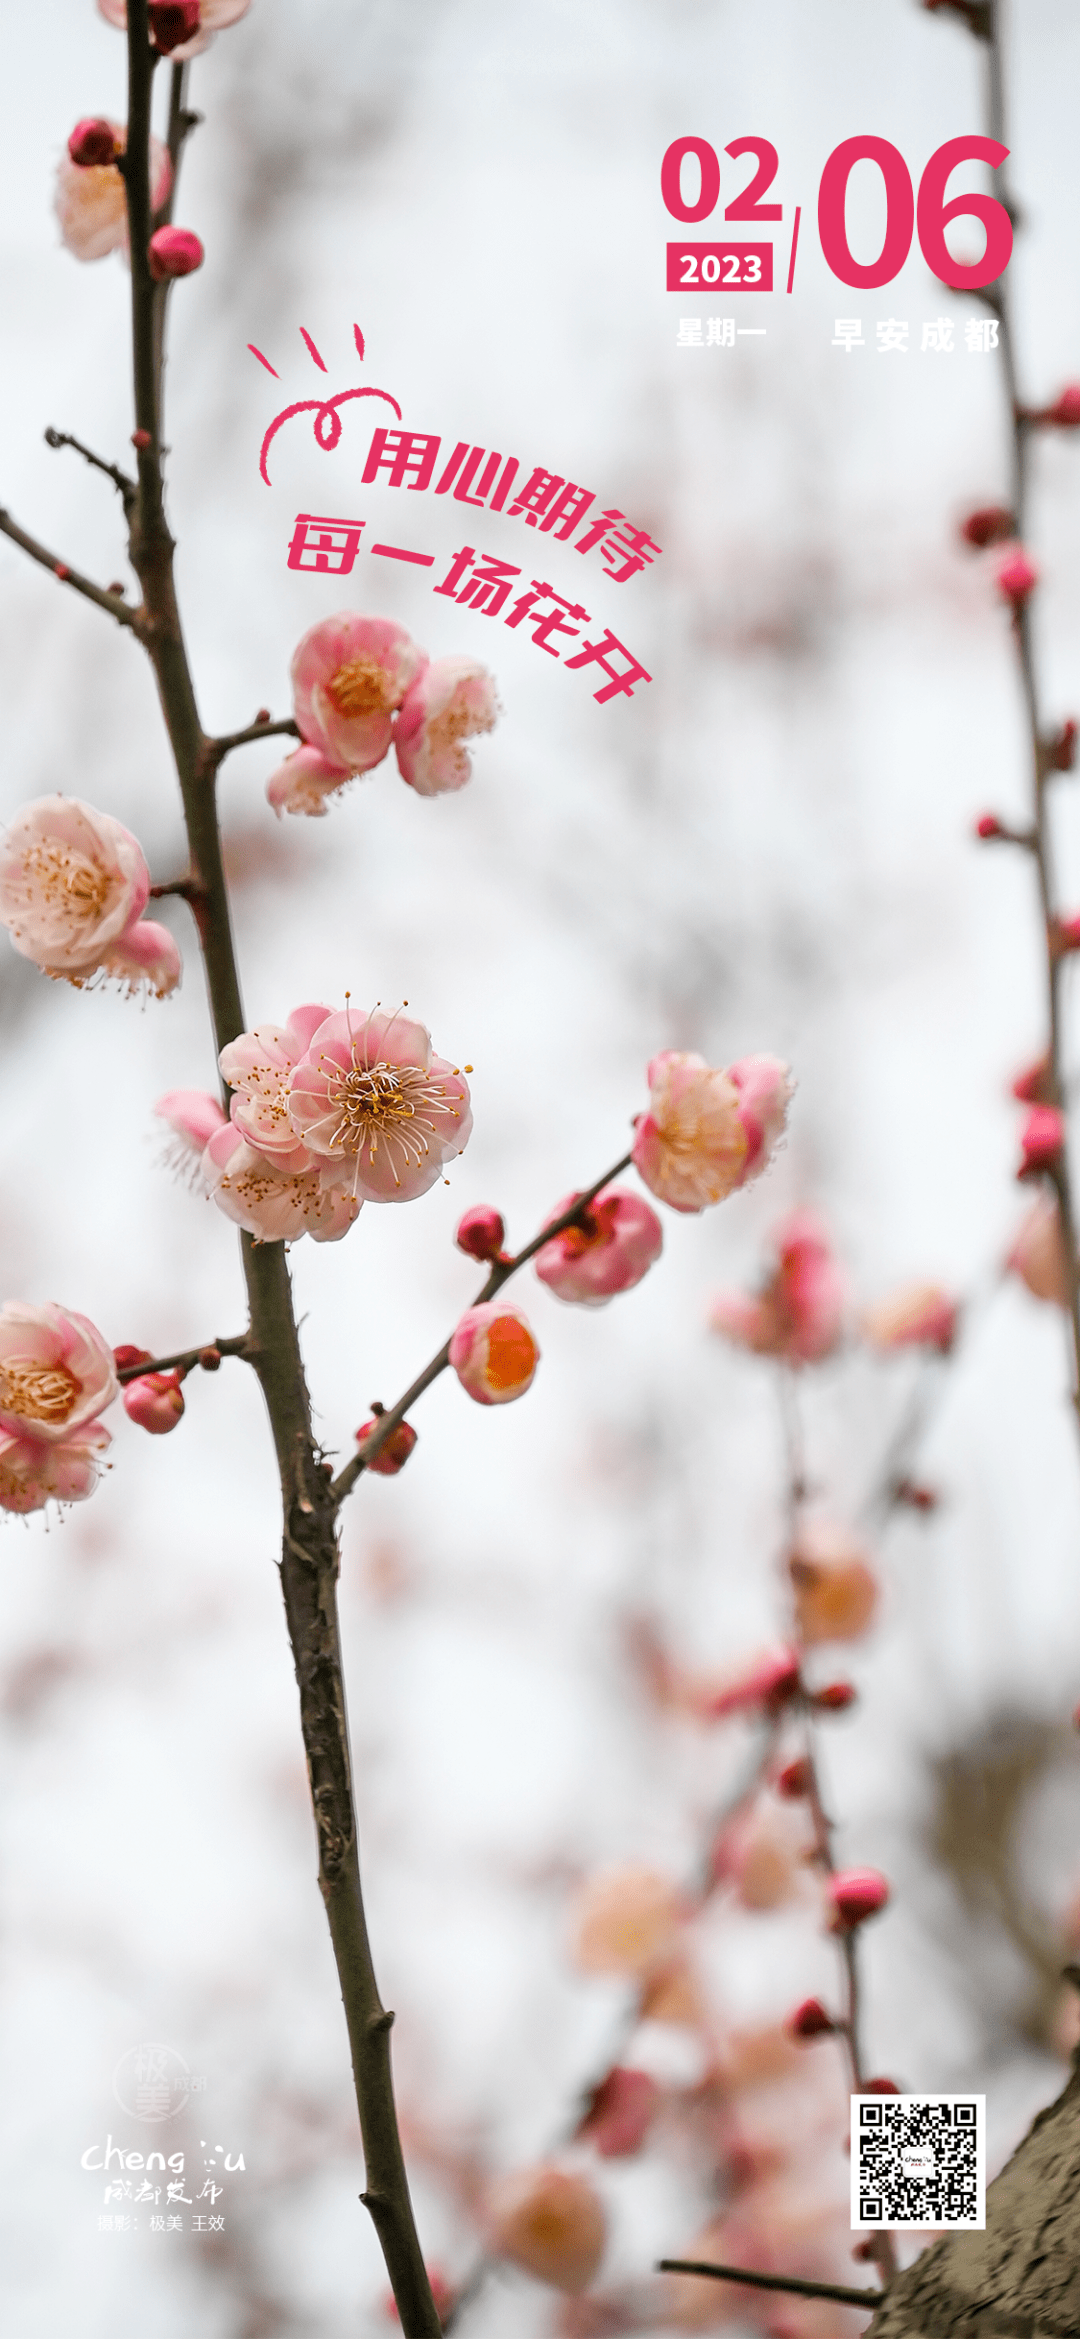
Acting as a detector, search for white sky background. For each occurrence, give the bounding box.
[3,1,1080,2333]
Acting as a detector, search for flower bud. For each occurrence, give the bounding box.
[1049,719,1078,771]
[894,1478,939,1513]
[1018,1104,1066,1178]
[1047,385,1080,428]
[449,1302,539,1405]
[454,1204,506,1262]
[699,1645,802,1720]
[776,1758,812,1798]
[812,1681,856,1713]
[123,1371,185,1435]
[975,812,1004,839]
[789,1997,834,2039]
[356,1417,417,1476]
[147,227,204,282]
[68,117,117,166]
[113,1344,152,1373]
[960,505,1015,548]
[863,2077,901,2094]
[1054,914,1080,954]
[1012,1053,1054,1104]
[996,548,1039,606]
[575,2067,658,2159]
[149,0,201,49]
[827,1867,889,1930]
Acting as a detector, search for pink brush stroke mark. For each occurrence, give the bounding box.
[259,385,403,485]
[299,327,327,372]
[248,343,280,378]
[353,324,365,361]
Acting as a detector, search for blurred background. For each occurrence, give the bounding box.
[4,1,1080,2332]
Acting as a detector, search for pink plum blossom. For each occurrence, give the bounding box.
[286,1005,472,1202]
[485,2166,606,2293]
[153,1088,227,1183]
[788,1523,879,1646]
[291,613,426,775]
[123,1371,185,1434]
[0,796,149,978]
[265,744,351,819]
[55,121,171,262]
[393,655,499,796]
[98,0,251,60]
[449,1302,539,1405]
[572,1866,686,1979]
[710,1213,843,1365]
[1007,1196,1070,1305]
[0,1302,118,1448]
[827,1867,889,1930]
[98,915,181,999]
[534,1187,663,1306]
[219,1003,332,1166]
[202,1123,360,1246]
[0,1422,111,1515]
[632,1049,792,1213]
[861,1281,958,1354]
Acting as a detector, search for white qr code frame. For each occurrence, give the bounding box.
[850,2094,986,2231]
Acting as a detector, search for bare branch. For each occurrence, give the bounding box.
[115,1335,250,1384]
[44,426,137,512]
[0,507,143,632]
[658,2260,882,2310]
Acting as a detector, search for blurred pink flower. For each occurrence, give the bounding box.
[727,1055,795,1181]
[220,1003,332,1166]
[291,613,426,774]
[710,1800,808,1911]
[265,744,351,819]
[576,2067,659,2158]
[633,1050,792,1214]
[996,547,1039,606]
[572,1866,686,1979]
[449,1302,539,1404]
[1018,1103,1066,1177]
[0,796,149,978]
[0,1302,118,1448]
[486,2166,606,2293]
[287,1005,472,1202]
[534,1187,663,1306]
[788,1524,879,1647]
[861,1281,958,1354]
[696,1646,802,1721]
[394,655,499,795]
[123,1371,185,1434]
[98,0,250,60]
[1007,1196,1070,1305]
[0,1423,111,1515]
[55,121,171,261]
[203,1124,360,1246]
[710,1214,843,1365]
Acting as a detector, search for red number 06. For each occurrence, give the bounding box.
[818,134,1011,290]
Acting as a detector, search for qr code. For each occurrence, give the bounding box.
[850,2094,986,2230]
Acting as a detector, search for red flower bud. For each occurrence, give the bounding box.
[996,548,1039,606]
[863,2076,901,2094]
[113,1344,153,1373]
[813,1681,856,1712]
[123,1371,185,1435]
[149,1,202,52]
[455,1204,506,1262]
[1054,915,1080,955]
[974,813,1006,840]
[147,227,204,283]
[789,1997,834,2039]
[1018,1104,1066,1179]
[131,429,152,450]
[1012,1052,1054,1104]
[894,1479,939,1513]
[1049,719,1078,772]
[67,117,118,167]
[960,504,1015,549]
[1047,385,1080,428]
[827,1867,889,1930]
[356,1418,418,1476]
[776,1757,812,1798]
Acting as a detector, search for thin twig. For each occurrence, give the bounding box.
[115,1335,249,1383]
[0,508,142,631]
[657,2259,882,2310]
[330,1150,634,1504]
[44,426,136,512]
[203,716,301,766]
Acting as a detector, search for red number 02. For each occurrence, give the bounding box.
[818,133,1011,290]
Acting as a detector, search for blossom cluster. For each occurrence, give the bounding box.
[267,613,498,814]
